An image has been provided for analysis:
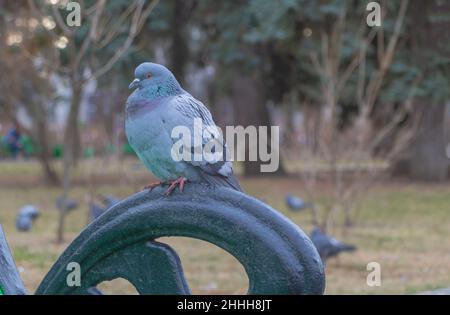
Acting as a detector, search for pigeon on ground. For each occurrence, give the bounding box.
[125,62,242,195]
[55,197,78,212]
[310,228,356,263]
[16,205,39,232]
[285,194,309,212]
[16,215,33,232]
[19,205,39,219]
[89,202,106,222]
[101,195,120,208]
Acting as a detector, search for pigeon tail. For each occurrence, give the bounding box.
[200,173,243,192]
[338,244,357,252]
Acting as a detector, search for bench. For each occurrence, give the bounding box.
[1,183,325,295]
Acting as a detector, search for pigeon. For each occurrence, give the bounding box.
[55,197,78,212]
[19,205,39,219]
[101,195,120,208]
[285,194,309,211]
[125,62,242,195]
[16,216,32,232]
[16,205,39,232]
[89,202,106,222]
[310,228,356,263]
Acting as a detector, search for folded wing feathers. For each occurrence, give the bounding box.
[174,94,233,178]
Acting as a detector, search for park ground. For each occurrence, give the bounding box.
[0,159,449,294]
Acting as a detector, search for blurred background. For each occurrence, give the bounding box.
[0,0,449,294]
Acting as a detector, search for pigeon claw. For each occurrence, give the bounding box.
[144,181,165,190]
[164,177,188,196]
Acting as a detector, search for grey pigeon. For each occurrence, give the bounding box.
[89,202,106,222]
[16,205,39,232]
[285,194,309,211]
[101,195,120,208]
[125,62,242,195]
[56,197,78,212]
[19,205,39,219]
[16,215,32,232]
[310,228,356,263]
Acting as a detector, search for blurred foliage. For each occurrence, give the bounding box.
[2,0,448,120]
[184,0,450,107]
[1,0,449,160]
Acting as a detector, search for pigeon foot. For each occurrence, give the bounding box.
[144,181,166,190]
[164,177,188,196]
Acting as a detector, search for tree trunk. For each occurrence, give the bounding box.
[64,83,83,167]
[57,83,83,243]
[4,101,59,186]
[230,72,287,176]
[393,101,450,181]
[391,1,450,182]
[408,102,449,181]
[57,144,73,243]
[34,105,60,185]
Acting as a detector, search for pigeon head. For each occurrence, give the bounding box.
[129,62,183,98]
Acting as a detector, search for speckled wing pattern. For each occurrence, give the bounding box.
[172,94,242,191]
[173,93,232,177]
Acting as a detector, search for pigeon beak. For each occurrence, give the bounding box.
[129,78,141,90]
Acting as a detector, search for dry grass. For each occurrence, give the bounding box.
[0,159,449,294]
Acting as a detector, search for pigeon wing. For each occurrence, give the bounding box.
[171,94,242,191]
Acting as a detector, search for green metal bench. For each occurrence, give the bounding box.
[1,183,325,295]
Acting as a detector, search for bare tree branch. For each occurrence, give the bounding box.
[97,0,138,49]
[74,0,106,69]
[364,0,409,116]
[51,2,74,37]
[88,0,159,81]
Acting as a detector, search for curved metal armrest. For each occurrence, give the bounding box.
[0,225,27,295]
[36,183,325,295]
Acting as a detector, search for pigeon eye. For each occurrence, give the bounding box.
[147,73,152,79]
